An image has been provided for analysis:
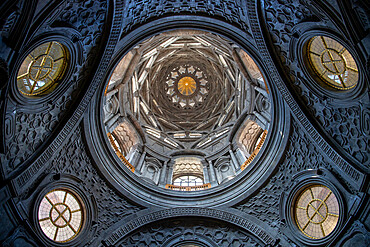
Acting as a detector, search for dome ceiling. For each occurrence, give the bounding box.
[118,30,237,134]
[105,30,269,148]
[2,1,368,245]
[103,29,272,189]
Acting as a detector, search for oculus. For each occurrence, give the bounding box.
[308,36,358,90]
[294,185,340,239]
[17,41,68,96]
[38,189,83,242]
[166,64,209,109]
[178,76,197,96]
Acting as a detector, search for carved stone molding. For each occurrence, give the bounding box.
[120,0,250,34]
[247,0,365,190]
[118,217,264,247]
[102,207,276,246]
[11,0,124,194]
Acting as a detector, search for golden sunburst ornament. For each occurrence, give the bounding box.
[178,76,196,95]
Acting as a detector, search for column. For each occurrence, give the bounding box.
[208,161,217,185]
[167,162,174,185]
[202,161,210,184]
[135,150,146,174]
[229,149,239,170]
[159,161,168,187]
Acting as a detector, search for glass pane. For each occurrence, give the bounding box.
[294,185,339,239]
[308,36,358,90]
[38,189,83,243]
[17,41,68,96]
[173,175,204,186]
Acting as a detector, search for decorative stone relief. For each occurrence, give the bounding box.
[55,0,107,56]
[3,94,73,172]
[49,127,143,243]
[1,11,19,40]
[315,105,369,165]
[263,0,369,167]
[2,0,108,176]
[238,120,263,155]
[264,0,314,54]
[352,1,370,31]
[104,208,276,245]
[173,163,203,179]
[118,217,263,247]
[121,0,250,34]
[234,120,327,227]
[112,121,139,156]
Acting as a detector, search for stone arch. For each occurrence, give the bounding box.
[103,208,276,246]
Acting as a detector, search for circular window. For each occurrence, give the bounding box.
[307,36,358,90]
[294,185,340,239]
[178,76,197,96]
[17,41,69,96]
[165,64,209,109]
[38,189,83,243]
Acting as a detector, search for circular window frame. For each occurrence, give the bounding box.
[32,180,94,247]
[283,172,346,246]
[10,35,77,107]
[294,184,340,239]
[37,189,83,242]
[297,30,365,100]
[16,41,69,97]
[84,16,289,208]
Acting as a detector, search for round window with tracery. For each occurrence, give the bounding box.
[294,185,340,239]
[308,36,358,90]
[38,189,83,243]
[17,41,69,96]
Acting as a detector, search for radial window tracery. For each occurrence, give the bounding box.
[294,185,340,239]
[17,41,68,96]
[38,189,83,243]
[308,36,358,90]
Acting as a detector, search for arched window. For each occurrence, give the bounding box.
[173,175,204,187]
